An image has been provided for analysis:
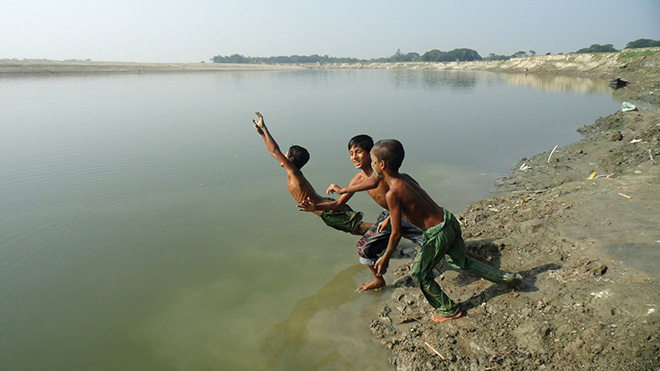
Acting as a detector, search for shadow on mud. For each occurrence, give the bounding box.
[460,263,562,313]
[453,238,562,312]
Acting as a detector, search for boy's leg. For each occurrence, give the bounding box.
[358,265,385,291]
[401,218,425,245]
[410,228,461,318]
[320,206,371,235]
[400,219,425,258]
[357,210,391,291]
[444,216,522,286]
[461,257,522,286]
[353,221,373,236]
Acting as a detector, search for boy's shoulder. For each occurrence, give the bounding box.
[388,174,410,191]
[283,163,305,179]
[350,170,371,183]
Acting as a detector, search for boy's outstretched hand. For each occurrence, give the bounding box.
[326,184,342,195]
[253,112,265,134]
[374,256,390,276]
[297,197,317,212]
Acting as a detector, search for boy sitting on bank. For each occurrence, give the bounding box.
[251,112,371,235]
[368,139,522,323]
[297,135,424,291]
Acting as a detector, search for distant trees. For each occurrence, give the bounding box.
[484,53,509,61]
[389,49,420,62]
[575,44,618,53]
[625,39,660,49]
[212,39,658,64]
[212,54,252,63]
[212,48,482,64]
[210,54,360,64]
[511,51,529,58]
[418,48,482,62]
[448,48,482,61]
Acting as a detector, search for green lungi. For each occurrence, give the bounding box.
[319,205,364,234]
[410,208,517,316]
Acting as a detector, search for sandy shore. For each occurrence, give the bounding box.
[0,60,304,74]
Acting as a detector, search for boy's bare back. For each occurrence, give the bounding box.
[387,173,444,231]
[287,172,328,207]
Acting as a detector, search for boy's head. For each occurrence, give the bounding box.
[347,134,373,152]
[286,145,310,169]
[348,135,373,170]
[371,139,405,173]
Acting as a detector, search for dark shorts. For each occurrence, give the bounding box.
[357,210,425,265]
[319,205,364,234]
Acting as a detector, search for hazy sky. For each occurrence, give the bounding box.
[2,0,659,63]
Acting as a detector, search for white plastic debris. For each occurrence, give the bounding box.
[590,290,610,299]
[622,102,637,112]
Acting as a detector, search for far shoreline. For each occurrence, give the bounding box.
[3,50,658,106]
[0,60,306,74]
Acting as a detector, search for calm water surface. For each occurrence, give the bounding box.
[1,69,620,369]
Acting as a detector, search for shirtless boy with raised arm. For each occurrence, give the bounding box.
[251,112,371,235]
[297,135,424,291]
[368,139,522,323]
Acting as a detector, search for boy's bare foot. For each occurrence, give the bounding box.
[430,311,462,323]
[503,272,523,287]
[358,278,385,292]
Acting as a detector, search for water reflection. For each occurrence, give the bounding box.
[489,72,611,94]
[261,264,362,368]
[382,69,612,95]
[388,69,478,91]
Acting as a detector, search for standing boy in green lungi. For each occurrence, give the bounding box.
[367,139,522,323]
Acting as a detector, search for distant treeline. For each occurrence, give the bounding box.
[211,38,660,64]
[211,48,487,64]
[210,54,361,64]
[575,39,660,53]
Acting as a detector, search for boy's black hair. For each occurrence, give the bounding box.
[348,134,374,152]
[372,139,405,171]
[288,145,310,169]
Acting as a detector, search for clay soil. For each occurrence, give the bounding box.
[369,57,660,370]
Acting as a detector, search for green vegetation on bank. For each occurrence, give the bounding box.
[210,38,660,64]
[619,50,658,59]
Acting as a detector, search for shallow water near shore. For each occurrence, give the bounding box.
[0,69,622,369]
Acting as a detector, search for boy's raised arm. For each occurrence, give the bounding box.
[252,112,289,166]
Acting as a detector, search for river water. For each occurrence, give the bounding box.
[0,69,621,369]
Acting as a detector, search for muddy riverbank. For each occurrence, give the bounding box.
[367,57,660,370]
